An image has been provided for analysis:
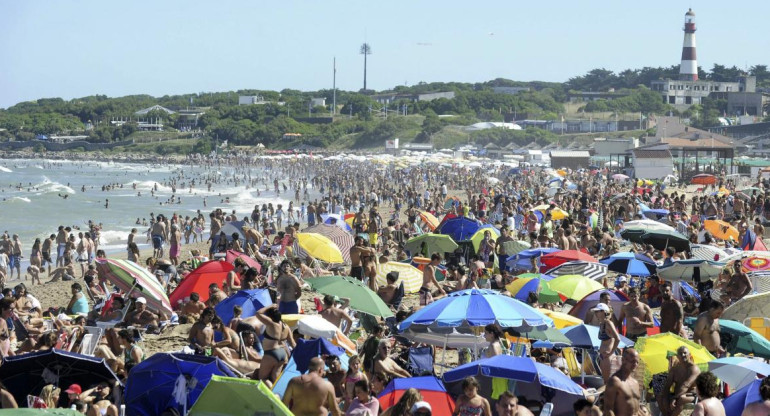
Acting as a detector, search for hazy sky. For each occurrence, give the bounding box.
[1,0,768,108]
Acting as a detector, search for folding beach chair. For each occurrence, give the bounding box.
[407,346,435,376]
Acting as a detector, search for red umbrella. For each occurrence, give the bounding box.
[691,174,717,185]
[169,261,233,307]
[540,250,597,272]
[378,376,455,415]
[224,250,261,273]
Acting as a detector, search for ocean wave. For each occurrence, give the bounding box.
[9,196,31,203]
[0,166,12,173]
[98,230,129,245]
[34,176,76,195]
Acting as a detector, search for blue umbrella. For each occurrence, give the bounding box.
[320,214,353,232]
[437,217,481,242]
[214,288,272,325]
[642,208,669,220]
[722,378,762,416]
[600,252,657,276]
[506,248,561,271]
[125,353,236,416]
[398,289,553,331]
[560,324,634,349]
[443,355,584,395]
[0,349,121,406]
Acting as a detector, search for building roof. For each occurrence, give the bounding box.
[549,150,591,158]
[632,149,673,159]
[662,136,733,149]
[134,105,175,115]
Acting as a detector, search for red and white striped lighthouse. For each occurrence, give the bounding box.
[679,8,698,81]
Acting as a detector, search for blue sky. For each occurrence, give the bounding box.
[1,0,768,108]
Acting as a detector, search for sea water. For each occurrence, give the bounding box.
[0,158,294,267]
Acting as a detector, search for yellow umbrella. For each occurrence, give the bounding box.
[556,169,567,177]
[538,309,582,329]
[717,187,730,196]
[533,205,569,220]
[635,333,714,383]
[295,233,344,263]
[547,275,604,301]
[419,211,440,231]
[375,261,423,293]
[704,219,739,241]
[470,227,500,251]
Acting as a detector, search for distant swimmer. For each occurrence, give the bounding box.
[104,199,109,209]
[58,194,69,199]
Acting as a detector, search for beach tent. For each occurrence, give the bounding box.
[124,353,236,416]
[378,376,455,415]
[214,289,272,326]
[169,261,234,307]
[188,375,292,416]
[220,221,246,242]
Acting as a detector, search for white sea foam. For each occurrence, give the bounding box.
[0,166,12,173]
[35,177,76,194]
[98,230,128,245]
[10,196,31,203]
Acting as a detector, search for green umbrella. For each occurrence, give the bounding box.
[404,233,459,257]
[685,317,770,359]
[640,229,690,252]
[188,375,293,416]
[306,276,394,318]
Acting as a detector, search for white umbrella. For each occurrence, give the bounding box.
[658,260,725,281]
[622,219,675,232]
[487,177,501,185]
[709,357,770,390]
[690,244,729,262]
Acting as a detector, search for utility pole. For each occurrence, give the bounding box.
[332,57,337,116]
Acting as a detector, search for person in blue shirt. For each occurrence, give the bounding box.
[67,283,89,315]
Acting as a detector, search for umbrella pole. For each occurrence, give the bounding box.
[581,348,586,385]
[441,336,448,377]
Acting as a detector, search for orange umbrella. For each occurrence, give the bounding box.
[704,219,738,241]
[691,174,717,185]
[419,211,440,231]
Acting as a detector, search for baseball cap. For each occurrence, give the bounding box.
[411,401,432,414]
[135,297,147,304]
[65,384,82,395]
[591,303,610,314]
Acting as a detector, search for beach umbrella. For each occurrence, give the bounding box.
[305,276,393,318]
[684,318,770,359]
[506,248,560,271]
[641,208,669,220]
[0,349,122,407]
[742,256,770,273]
[404,233,459,257]
[619,229,647,244]
[723,291,770,323]
[506,275,561,304]
[691,173,717,185]
[301,224,354,264]
[612,173,629,181]
[690,244,729,261]
[709,357,770,391]
[704,220,739,241]
[635,334,714,382]
[224,250,261,272]
[400,327,488,349]
[294,233,344,264]
[539,309,583,329]
[375,261,423,294]
[507,326,572,345]
[657,259,724,281]
[560,324,634,349]
[219,221,246,242]
[622,219,675,232]
[214,289,272,326]
[547,275,605,302]
[600,252,657,276]
[469,227,500,252]
[398,289,553,331]
[95,258,172,315]
[169,261,234,307]
[671,281,701,302]
[569,289,628,322]
[500,240,531,255]
[319,213,353,232]
[545,261,608,281]
[540,250,597,272]
[738,187,764,198]
[419,211,440,231]
[437,217,481,242]
[378,376,455,416]
[533,205,569,220]
[188,375,292,416]
[443,196,460,210]
[125,353,236,416]
[639,229,690,252]
[722,378,764,416]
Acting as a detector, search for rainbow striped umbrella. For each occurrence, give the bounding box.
[96,258,172,315]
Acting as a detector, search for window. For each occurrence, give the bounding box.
[685,96,692,104]
[669,96,676,104]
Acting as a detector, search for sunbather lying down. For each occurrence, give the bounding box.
[213,330,262,376]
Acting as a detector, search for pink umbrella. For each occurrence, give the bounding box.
[225,250,261,273]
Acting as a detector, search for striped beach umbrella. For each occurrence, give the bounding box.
[545,261,608,281]
[96,258,172,315]
[376,261,423,294]
[302,224,353,264]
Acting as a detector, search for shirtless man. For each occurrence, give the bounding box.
[658,346,700,416]
[208,212,222,257]
[723,261,752,305]
[742,376,770,416]
[55,226,68,267]
[496,391,535,416]
[242,225,264,254]
[604,348,643,416]
[618,287,654,342]
[420,253,447,306]
[41,234,54,276]
[124,297,158,328]
[693,301,725,357]
[189,307,215,355]
[180,292,206,324]
[206,283,227,307]
[692,372,726,416]
[373,339,411,379]
[319,295,353,335]
[283,356,341,416]
[659,282,685,337]
[150,217,167,259]
[349,236,375,282]
[377,272,400,307]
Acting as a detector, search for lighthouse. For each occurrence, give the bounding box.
[679,8,698,81]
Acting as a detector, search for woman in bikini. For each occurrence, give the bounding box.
[594,303,620,384]
[254,304,295,386]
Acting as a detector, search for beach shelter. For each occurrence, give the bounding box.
[378,376,455,415]
[690,244,729,261]
[469,226,500,252]
[124,353,236,416]
[635,334,714,383]
[436,217,481,242]
[214,289,272,326]
[639,229,690,252]
[169,261,234,306]
[600,252,656,277]
[95,258,172,315]
[302,223,354,264]
[188,375,292,416]
[506,247,560,271]
[569,289,628,322]
[641,208,669,220]
[404,233,459,257]
[545,261,608,281]
[657,259,724,281]
[306,276,393,318]
[375,261,423,294]
[224,250,261,272]
[398,289,553,331]
[704,220,739,241]
[742,228,769,251]
[691,173,717,185]
[506,275,560,304]
[0,349,121,407]
[546,275,604,302]
[499,240,531,255]
[418,211,440,231]
[219,221,246,242]
[623,219,676,232]
[540,250,597,272]
[294,233,344,264]
[722,378,764,416]
[319,213,353,232]
[533,205,569,220]
[709,357,770,390]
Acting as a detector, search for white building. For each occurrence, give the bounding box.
[632,148,674,179]
[593,137,638,156]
